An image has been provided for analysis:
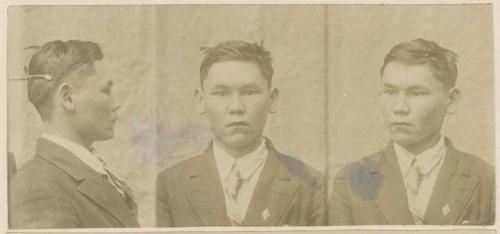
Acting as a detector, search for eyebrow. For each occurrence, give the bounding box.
[210,84,228,90]
[101,80,113,89]
[241,83,261,89]
[106,80,114,87]
[382,83,429,90]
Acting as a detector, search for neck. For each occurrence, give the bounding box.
[401,132,441,155]
[43,120,92,149]
[215,137,263,159]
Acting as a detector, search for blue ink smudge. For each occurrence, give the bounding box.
[130,117,211,164]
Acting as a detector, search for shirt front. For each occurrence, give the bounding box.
[213,138,268,223]
[394,135,447,221]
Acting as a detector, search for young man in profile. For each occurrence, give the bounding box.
[156,40,326,227]
[329,38,494,225]
[9,40,140,228]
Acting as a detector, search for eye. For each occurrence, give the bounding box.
[211,90,227,96]
[245,89,260,95]
[102,87,111,95]
[409,90,428,96]
[382,89,395,95]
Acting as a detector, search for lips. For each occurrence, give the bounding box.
[227,121,249,127]
[390,122,412,127]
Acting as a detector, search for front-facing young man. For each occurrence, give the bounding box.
[156,40,326,227]
[329,38,494,225]
[9,40,140,228]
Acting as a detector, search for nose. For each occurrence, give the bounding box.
[111,97,121,117]
[228,93,245,114]
[393,94,409,115]
[112,102,121,112]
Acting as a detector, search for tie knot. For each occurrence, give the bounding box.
[226,164,243,198]
[406,157,424,194]
[410,157,422,172]
[231,164,241,177]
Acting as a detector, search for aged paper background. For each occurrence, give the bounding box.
[1,1,498,233]
[6,230,498,234]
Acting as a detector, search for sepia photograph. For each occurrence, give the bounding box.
[4,2,496,231]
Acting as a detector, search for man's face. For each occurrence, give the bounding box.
[198,60,277,148]
[380,62,450,147]
[70,64,119,142]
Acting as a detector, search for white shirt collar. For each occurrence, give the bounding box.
[394,135,447,176]
[213,138,268,182]
[41,133,107,175]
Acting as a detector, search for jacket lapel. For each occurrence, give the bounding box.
[77,175,140,226]
[423,139,479,225]
[36,138,140,227]
[123,185,138,219]
[185,147,231,226]
[242,142,299,226]
[368,144,414,224]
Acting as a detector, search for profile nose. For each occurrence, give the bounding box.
[111,98,121,120]
[112,102,121,112]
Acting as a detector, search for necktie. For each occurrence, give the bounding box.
[406,157,424,224]
[101,162,127,197]
[95,154,136,212]
[225,163,244,225]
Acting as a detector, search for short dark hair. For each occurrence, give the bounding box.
[381,38,458,88]
[27,40,103,120]
[199,40,273,88]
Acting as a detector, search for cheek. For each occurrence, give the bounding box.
[82,96,112,119]
[413,98,447,129]
[205,101,227,123]
[90,97,109,113]
[246,98,271,120]
[379,98,394,119]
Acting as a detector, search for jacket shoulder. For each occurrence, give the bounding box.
[10,156,75,206]
[455,150,494,179]
[12,156,72,186]
[157,153,204,181]
[273,153,325,184]
[334,151,383,180]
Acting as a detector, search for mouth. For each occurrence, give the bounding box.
[390,122,412,127]
[227,121,249,127]
[110,118,118,126]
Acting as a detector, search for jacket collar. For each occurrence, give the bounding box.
[423,139,479,224]
[35,138,140,227]
[40,133,107,175]
[369,138,479,225]
[36,137,95,181]
[367,141,415,224]
[185,139,300,226]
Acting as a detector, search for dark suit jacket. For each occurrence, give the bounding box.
[329,138,495,225]
[156,140,327,226]
[9,138,140,228]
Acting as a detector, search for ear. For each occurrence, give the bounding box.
[56,83,76,111]
[446,87,461,114]
[195,88,206,114]
[269,88,280,113]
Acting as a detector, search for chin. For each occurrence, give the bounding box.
[94,131,114,141]
[390,133,419,147]
[220,134,259,148]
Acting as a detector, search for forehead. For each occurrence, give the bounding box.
[381,62,443,88]
[204,60,267,87]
